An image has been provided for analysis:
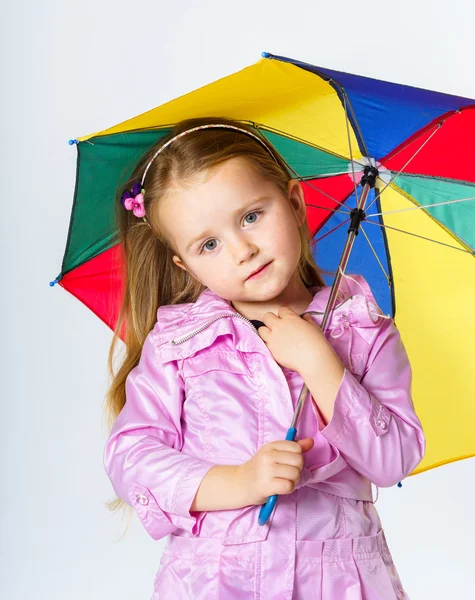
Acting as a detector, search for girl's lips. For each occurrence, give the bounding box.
[247,261,272,280]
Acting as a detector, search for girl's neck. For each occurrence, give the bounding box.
[230,278,315,322]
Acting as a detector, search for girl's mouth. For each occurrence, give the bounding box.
[246,261,272,280]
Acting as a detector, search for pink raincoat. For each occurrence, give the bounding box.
[103,274,425,599]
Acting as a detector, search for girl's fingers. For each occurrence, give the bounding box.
[271,450,304,470]
[273,478,297,495]
[269,439,310,453]
[272,464,301,483]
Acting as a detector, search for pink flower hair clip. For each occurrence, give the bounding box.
[120,182,146,218]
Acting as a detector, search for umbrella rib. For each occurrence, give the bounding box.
[249,121,357,163]
[116,120,359,165]
[343,90,370,158]
[364,219,474,255]
[252,122,357,211]
[359,225,390,283]
[304,171,361,178]
[343,92,361,205]
[311,69,370,160]
[305,202,351,216]
[314,218,352,243]
[379,110,462,166]
[276,97,367,215]
[301,179,353,213]
[365,123,443,213]
[366,196,475,218]
[287,172,351,211]
[246,122,355,211]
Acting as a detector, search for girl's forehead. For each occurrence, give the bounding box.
[174,160,270,203]
[156,158,281,245]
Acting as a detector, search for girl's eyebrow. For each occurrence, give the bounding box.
[185,195,270,253]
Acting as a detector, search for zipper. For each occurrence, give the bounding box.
[172,312,258,345]
[171,295,355,345]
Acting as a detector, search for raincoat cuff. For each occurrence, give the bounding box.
[172,459,216,533]
[128,459,215,540]
[129,482,176,540]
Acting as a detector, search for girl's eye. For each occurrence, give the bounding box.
[199,210,262,254]
[244,211,259,224]
[201,239,218,253]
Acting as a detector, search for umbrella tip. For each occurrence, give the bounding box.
[261,52,271,58]
[68,139,78,145]
[397,481,402,488]
[49,278,59,287]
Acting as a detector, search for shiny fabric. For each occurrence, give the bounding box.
[103,274,426,599]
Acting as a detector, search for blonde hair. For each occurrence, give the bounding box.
[103,115,330,525]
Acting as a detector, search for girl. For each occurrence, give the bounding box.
[103,116,426,599]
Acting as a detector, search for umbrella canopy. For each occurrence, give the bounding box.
[53,51,475,477]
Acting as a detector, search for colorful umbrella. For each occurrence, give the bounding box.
[52,51,475,481]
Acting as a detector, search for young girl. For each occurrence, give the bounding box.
[103,116,426,599]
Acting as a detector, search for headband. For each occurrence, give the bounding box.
[120,123,281,227]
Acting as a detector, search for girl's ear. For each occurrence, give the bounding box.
[172,254,187,272]
[172,255,203,285]
[287,179,306,227]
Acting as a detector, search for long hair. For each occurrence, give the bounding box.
[103,115,330,522]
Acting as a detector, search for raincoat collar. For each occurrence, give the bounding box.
[153,273,386,362]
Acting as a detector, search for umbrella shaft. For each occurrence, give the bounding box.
[289,184,373,430]
[321,184,371,334]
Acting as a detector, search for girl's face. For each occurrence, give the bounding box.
[157,156,312,316]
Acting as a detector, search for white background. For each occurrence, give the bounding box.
[3,1,475,598]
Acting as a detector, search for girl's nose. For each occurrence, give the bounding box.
[231,237,259,264]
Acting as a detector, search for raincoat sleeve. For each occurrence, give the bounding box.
[319,315,426,488]
[103,329,215,541]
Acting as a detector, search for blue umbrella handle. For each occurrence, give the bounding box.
[258,426,297,526]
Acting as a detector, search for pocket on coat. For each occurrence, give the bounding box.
[151,534,257,599]
[151,535,221,599]
[182,349,251,378]
[181,350,259,459]
[294,529,408,600]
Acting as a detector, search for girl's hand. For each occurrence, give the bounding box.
[238,437,315,505]
[257,307,336,374]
